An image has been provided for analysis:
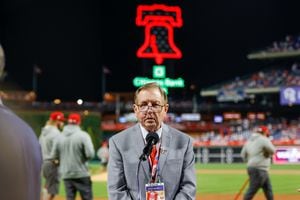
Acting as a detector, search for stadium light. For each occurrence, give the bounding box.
[53,98,61,105]
[77,99,83,105]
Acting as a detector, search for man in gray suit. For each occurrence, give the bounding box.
[108,82,196,200]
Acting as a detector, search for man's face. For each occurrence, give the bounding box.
[133,88,168,132]
[56,121,64,130]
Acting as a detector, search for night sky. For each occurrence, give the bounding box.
[1,0,300,101]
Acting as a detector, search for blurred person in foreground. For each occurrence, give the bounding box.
[39,111,65,200]
[51,113,95,200]
[241,125,275,200]
[107,82,196,200]
[0,43,5,78]
[0,98,42,200]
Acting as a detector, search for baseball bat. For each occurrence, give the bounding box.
[233,178,249,200]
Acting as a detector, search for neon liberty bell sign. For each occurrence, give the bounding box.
[134,4,185,92]
[136,4,183,64]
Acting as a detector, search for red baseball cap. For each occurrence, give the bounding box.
[68,113,81,124]
[258,125,270,135]
[49,111,65,121]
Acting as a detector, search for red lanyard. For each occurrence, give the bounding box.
[149,144,160,182]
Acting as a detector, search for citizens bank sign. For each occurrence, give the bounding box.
[133,4,185,93]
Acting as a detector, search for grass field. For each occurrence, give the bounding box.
[55,163,300,199]
[196,164,300,194]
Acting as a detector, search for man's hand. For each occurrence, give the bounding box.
[53,159,59,165]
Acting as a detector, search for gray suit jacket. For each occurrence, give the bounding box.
[108,123,196,200]
[0,104,42,200]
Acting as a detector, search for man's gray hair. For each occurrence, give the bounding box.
[134,82,168,104]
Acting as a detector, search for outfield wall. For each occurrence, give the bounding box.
[194,146,300,164]
[194,146,243,164]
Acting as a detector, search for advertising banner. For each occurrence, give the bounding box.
[273,146,300,164]
[280,86,300,105]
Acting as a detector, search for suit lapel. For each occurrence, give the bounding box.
[158,124,171,173]
[132,124,172,181]
[132,124,150,179]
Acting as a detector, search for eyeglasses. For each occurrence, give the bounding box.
[136,103,165,113]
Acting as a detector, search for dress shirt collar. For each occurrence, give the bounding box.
[139,123,162,142]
